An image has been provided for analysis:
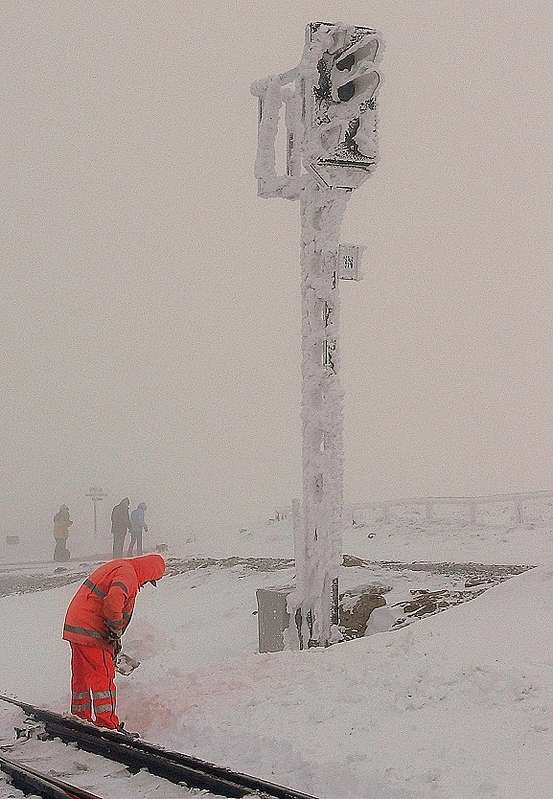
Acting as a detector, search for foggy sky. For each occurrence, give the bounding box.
[2,1,553,545]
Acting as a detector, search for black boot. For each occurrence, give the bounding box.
[117,722,140,738]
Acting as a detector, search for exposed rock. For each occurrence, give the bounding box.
[342,553,369,567]
[393,586,491,628]
[339,589,387,638]
[345,581,392,597]
[465,576,494,588]
[342,555,367,566]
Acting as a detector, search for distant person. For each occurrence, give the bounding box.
[128,502,148,556]
[53,504,73,561]
[111,498,131,559]
[62,553,166,730]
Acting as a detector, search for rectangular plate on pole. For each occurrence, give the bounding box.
[338,243,365,280]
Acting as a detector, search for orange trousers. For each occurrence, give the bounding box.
[69,643,119,729]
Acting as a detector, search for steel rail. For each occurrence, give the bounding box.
[0,751,103,799]
[0,694,319,799]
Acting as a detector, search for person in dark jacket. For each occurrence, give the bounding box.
[111,498,131,559]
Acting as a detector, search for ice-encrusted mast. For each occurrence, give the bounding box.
[252,22,383,648]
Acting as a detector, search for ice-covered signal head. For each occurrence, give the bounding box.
[329,37,380,104]
[304,22,383,190]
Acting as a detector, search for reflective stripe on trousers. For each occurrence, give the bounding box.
[69,643,119,729]
[71,701,91,711]
[94,702,114,714]
[92,690,112,701]
[93,686,116,716]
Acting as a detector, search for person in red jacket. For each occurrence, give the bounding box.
[62,553,165,730]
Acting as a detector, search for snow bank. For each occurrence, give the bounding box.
[118,564,553,798]
[1,534,552,797]
[207,513,553,566]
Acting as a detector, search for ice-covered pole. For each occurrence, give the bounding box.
[297,185,348,646]
[252,22,382,648]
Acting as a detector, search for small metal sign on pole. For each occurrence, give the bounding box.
[252,22,383,648]
[85,486,107,536]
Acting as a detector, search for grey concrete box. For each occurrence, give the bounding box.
[256,585,294,653]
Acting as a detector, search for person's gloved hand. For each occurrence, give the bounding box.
[107,630,122,656]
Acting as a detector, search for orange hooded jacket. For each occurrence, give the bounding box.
[63,554,166,651]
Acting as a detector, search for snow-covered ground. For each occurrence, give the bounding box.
[232,506,552,565]
[5,500,552,566]
[0,713,204,799]
[1,511,552,798]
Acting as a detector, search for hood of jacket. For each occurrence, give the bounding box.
[129,553,165,586]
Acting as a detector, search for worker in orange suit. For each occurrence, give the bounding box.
[62,553,166,730]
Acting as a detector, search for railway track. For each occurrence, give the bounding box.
[0,751,103,798]
[0,694,318,799]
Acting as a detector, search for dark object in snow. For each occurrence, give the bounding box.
[156,543,169,553]
[117,721,140,738]
[403,600,438,616]
[342,553,369,567]
[256,585,294,653]
[393,585,497,628]
[339,589,386,638]
[13,720,49,742]
[465,575,494,588]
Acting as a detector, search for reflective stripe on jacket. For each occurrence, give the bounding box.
[62,560,137,651]
[62,554,165,651]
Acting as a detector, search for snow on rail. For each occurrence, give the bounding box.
[0,751,103,799]
[0,695,319,799]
